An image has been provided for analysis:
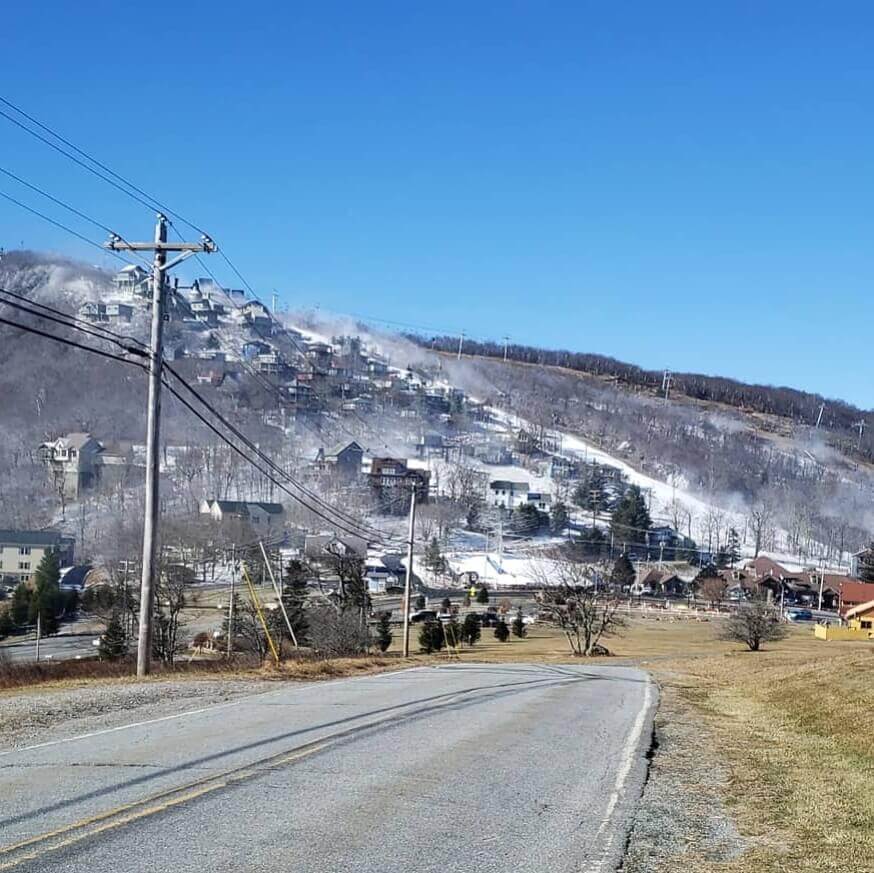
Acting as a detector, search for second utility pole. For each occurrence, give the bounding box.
[106,214,215,676]
[402,485,418,658]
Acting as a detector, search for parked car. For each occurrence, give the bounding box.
[786,608,814,622]
[409,609,438,623]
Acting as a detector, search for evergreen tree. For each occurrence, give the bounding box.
[10,583,31,627]
[511,608,527,638]
[415,593,427,610]
[550,501,569,536]
[281,559,310,646]
[610,554,636,590]
[461,612,481,646]
[725,528,741,566]
[418,620,445,653]
[475,585,489,604]
[28,551,62,636]
[98,611,128,660]
[494,618,510,642]
[857,543,874,582]
[610,485,651,546]
[0,609,14,639]
[514,503,545,535]
[375,611,393,653]
[424,537,445,574]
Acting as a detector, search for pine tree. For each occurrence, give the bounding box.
[461,612,481,646]
[375,611,393,652]
[418,620,445,653]
[424,537,445,574]
[475,585,489,604]
[10,583,31,627]
[511,608,527,638]
[610,554,636,590]
[98,611,128,660]
[550,501,569,536]
[281,559,310,646]
[514,503,545,535]
[415,593,427,610]
[857,543,874,582]
[725,528,741,566]
[0,609,14,639]
[28,551,62,636]
[610,485,651,546]
[494,618,510,642]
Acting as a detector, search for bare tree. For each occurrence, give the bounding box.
[748,502,776,558]
[719,595,787,651]
[532,552,626,656]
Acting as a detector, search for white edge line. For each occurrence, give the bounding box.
[1,665,430,759]
[587,677,655,871]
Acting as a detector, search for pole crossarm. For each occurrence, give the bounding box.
[104,240,215,252]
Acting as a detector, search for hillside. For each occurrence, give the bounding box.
[418,335,874,464]
[1,251,872,572]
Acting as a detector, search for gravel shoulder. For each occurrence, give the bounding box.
[0,678,278,752]
[622,673,748,872]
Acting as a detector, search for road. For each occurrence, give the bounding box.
[0,663,656,873]
[0,632,97,663]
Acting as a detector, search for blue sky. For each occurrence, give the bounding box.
[1,2,872,406]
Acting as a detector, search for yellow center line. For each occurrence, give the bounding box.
[0,744,324,871]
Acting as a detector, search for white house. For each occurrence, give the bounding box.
[199,499,284,529]
[487,479,530,509]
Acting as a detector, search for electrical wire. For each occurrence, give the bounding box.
[0,187,137,267]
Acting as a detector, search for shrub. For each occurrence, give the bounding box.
[418,620,445,654]
[494,619,510,642]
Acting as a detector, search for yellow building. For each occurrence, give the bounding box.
[0,530,74,586]
[814,599,874,642]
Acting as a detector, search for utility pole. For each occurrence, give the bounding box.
[34,612,41,662]
[662,369,673,404]
[815,403,825,429]
[106,214,215,677]
[456,331,465,360]
[260,540,297,647]
[227,545,236,658]
[855,419,866,450]
[502,335,510,363]
[402,485,418,658]
[271,290,279,313]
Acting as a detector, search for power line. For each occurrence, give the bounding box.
[0,187,138,267]
[0,164,150,268]
[0,302,400,547]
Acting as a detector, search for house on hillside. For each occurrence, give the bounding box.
[240,301,273,333]
[40,433,104,500]
[487,479,529,510]
[114,264,149,298]
[314,441,364,481]
[416,432,448,461]
[304,533,367,561]
[0,530,74,586]
[369,458,430,504]
[80,302,134,324]
[199,499,284,530]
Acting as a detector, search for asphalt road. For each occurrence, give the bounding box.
[0,663,656,873]
[0,632,97,663]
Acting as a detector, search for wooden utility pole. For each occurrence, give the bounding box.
[227,545,236,658]
[456,331,465,360]
[402,485,418,658]
[106,215,215,677]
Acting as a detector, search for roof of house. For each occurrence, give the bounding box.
[745,556,790,578]
[839,580,874,611]
[63,432,96,450]
[490,480,529,491]
[209,500,284,516]
[0,529,69,546]
[844,598,874,620]
[328,440,363,457]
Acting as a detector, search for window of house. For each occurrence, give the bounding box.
[18,561,30,571]
[18,546,31,555]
